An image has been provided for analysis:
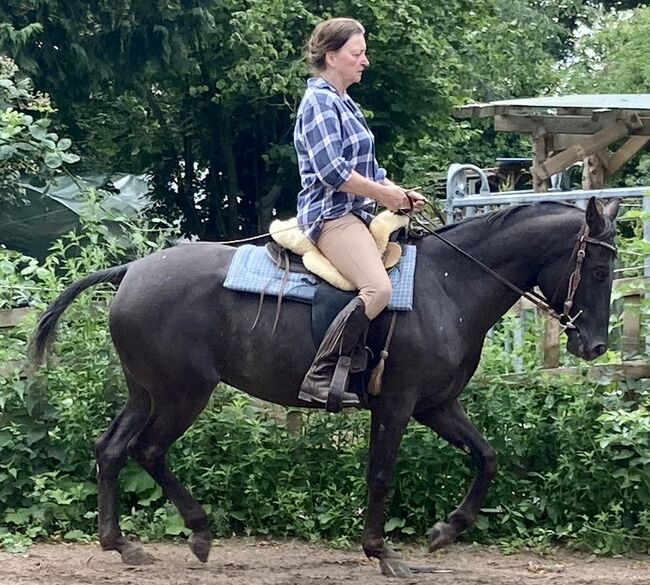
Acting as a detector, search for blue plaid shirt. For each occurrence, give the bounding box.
[294,77,387,243]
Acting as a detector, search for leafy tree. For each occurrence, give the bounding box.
[0,50,79,207]
[559,5,650,184]
[561,5,650,93]
[0,0,611,237]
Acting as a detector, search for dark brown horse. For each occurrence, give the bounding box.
[29,197,619,577]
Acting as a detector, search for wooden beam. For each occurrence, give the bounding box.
[613,275,650,293]
[582,150,607,189]
[531,115,643,181]
[0,307,34,328]
[622,294,641,358]
[532,129,551,192]
[608,136,650,175]
[553,134,588,150]
[542,317,561,369]
[495,114,650,136]
[0,360,23,378]
[454,103,496,118]
[497,360,650,383]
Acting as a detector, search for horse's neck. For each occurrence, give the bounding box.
[428,210,579,331]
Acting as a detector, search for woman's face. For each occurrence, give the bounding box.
[326,33,369,88]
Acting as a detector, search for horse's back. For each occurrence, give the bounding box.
[108,242,315,405]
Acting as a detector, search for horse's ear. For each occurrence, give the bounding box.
[603,198,621,221]
[585,196,606,233]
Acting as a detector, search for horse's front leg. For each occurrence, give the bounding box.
[414,399,497,551]
[361,397,415,578]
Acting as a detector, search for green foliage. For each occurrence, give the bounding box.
[0,54,79,206]
[561,6,650,94]
[1,0,586,237]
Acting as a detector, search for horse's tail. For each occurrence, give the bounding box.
[29,263,131,366]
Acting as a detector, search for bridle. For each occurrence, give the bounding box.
[408,210,617,332]
[557,223,617,330]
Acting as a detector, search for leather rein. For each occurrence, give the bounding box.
[408,210,617,331]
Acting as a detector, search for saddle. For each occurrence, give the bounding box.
[259,212,410,405]
[267,211,409,291]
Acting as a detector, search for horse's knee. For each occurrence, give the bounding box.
[95,438,126,476]
[367,468,392,497]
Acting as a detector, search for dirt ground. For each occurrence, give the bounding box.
[0,539,648,585]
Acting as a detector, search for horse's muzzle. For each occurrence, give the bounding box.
[567,330,607,361]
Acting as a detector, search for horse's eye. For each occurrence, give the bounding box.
[593,266,608,282]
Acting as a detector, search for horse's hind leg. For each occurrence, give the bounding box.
[414,399,497,551]
[127,382,216,563]
[95,380,153,565]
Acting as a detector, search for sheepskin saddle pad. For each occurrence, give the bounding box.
[267,210,408,291]
[223,211,416,309]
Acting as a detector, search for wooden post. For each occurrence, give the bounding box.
[286,410,303,434]
[542,315,561,368]
[0,307,34,328]
[532,129,550,193]
[621,295,641,359]
[582,149,608,190]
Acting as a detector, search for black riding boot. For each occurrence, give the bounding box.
[299,297,369,412]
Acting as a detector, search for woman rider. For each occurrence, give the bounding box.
[294,17,426,407]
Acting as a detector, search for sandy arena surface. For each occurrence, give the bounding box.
[0,539,648,585]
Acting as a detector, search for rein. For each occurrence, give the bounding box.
[408,206,617,331]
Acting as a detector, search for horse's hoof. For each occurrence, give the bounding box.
[428,521,455,552]
[379,548,412,578]
[120,542,155,565]
[380,557,412,578]
[188,530,212,563]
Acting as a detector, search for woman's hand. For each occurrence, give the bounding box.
[404,190,427,212]
[379,184,410,212]
[379,186,427,213]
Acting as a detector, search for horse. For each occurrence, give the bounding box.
[29,197,620,578]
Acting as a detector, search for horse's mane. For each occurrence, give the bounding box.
[435,200,580,235]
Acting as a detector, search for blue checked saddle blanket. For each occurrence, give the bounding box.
[223,244,417,311]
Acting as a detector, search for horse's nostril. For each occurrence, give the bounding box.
[593,343,607,357]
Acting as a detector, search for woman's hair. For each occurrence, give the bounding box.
[306,18,365,73]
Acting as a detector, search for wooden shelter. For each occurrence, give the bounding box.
[455,94,650,192]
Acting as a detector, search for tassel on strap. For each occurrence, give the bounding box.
[368,350,388,395]
[367,312,398,396]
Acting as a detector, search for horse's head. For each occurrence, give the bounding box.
[538,197,620,361]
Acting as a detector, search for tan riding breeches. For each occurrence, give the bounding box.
[316,214,392,320]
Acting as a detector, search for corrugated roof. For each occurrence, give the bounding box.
[456,94,650,117]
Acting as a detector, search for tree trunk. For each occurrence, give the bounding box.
[218,110,241,237]
[257,166,285,231]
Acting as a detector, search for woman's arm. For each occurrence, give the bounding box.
[342,172,427,212]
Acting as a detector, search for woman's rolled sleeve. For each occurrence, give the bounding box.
[302,102,353,189]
